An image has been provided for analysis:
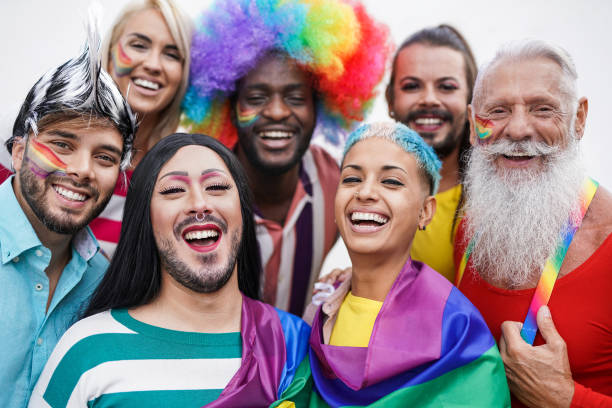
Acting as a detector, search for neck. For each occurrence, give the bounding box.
[438,145,461,192]
[349,248,412,302]
[236,147,300,224]
[131,267,243,333]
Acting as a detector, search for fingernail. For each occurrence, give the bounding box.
[540,305,551,318]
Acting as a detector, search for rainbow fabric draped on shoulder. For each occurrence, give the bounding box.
[181,0,391,148]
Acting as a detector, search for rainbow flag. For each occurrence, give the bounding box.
[299,260,510,407]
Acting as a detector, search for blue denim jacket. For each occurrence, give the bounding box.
[0,177,108,408]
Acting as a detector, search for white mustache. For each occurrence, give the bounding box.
[480,139,561,157]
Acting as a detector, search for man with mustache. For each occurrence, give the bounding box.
[385,25,477,281]
[0,24,136,408]
[29,134,310,407]
[455,40,612,406]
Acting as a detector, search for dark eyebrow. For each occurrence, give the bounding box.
[127,33,152,43]
[100,144,123,158]
[382,165,408,174]
[159,170,188,180]
[202,168,226,175]
[48,130,78,140]
[341,164,361,171]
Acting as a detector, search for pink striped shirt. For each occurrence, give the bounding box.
[257,145,339,314]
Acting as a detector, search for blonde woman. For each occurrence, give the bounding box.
[90,0,192,255]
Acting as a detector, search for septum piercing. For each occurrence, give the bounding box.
[195,212,205,222]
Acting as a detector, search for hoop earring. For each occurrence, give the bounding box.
[195,212,205,222]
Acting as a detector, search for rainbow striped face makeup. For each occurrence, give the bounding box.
[111,42,134,77]
[474,115,494,142]
[236,104,259,128]
[26,138,67,179]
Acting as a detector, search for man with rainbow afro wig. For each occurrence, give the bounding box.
[182,0,391,315]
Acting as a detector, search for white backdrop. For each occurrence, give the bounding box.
[1,0,611,271]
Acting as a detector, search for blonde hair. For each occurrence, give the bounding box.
[101,0,192,148]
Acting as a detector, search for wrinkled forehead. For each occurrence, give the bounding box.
[478,58,567,109]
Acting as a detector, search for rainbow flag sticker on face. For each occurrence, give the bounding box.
[27,138,68,179]
[474,115,494,141]
[236,105,259,128]
[111,42,134,77]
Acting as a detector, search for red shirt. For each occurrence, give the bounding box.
[454,220,612,407]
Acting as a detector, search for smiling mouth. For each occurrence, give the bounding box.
[501,153,535,161]
[257,130,294,140]
[53,185,89,202]
[182,225,221,251]
[133,78,161,90]
[413,117,444,127]
[350,211,389,227]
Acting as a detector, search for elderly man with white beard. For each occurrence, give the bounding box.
[454,40,612,408]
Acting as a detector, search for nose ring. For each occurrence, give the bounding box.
[195,212,205,222]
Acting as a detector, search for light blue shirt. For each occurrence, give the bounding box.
[0,177,108,408]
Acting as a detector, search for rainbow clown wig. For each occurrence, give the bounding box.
[181,0,391,147]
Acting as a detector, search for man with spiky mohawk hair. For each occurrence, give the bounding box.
[183,0,390,315]
[0,14,136,408]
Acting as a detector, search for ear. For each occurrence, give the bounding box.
[467,105,477,146]
[574,97,588,140]
[418,195,436,229]
[385,84,395,120]
[11,137,26,172]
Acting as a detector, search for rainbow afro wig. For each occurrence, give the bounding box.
[181,0,392,148]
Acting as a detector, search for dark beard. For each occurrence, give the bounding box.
[158,231,241,293]
[19,165,109,235]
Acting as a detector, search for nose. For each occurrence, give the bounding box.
[262,94,291,121]
[186,187,212,218]
[504,107,534,141]
[142,50,162,74]
[418,84,441,107]
[354,178,379,202]
[64,151,94,182]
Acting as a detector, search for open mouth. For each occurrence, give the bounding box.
[411,115,446,132]
[349,211,389,232]
[182,224,222,252]
[133,78,161,91]
[501,153,536,161]
[257,130,294,140]
[53,185,89,202]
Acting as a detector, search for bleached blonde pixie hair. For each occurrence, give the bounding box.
[101,0,192,148]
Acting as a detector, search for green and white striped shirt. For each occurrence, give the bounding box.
[28,309,242,407]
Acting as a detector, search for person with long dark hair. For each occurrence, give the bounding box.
[29,134,310,407]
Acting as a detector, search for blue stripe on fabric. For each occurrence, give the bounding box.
[310,287,496,406]
[276,308,311,397]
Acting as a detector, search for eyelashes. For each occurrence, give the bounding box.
[158,183,232,195]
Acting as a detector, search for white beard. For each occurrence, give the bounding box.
[463,137,585,288]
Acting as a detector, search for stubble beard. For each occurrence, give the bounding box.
[463,135,585,288]
[158,230,241,294]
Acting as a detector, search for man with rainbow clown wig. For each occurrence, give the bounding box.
[0,17,136,408]
[182,0,391,315]
[455,40,612,406]
[30,134,310,407]
[298,122,509,407]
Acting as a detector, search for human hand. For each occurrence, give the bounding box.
[316,266,352,289]
[499,306,574,408]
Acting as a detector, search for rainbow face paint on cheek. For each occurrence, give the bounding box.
[236,104,259,128]
[111,42,134,77]
[26,139,68,179]
[474,115,495,142]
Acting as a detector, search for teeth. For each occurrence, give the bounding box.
[133,78,160,90]
[415,118,443,126]
[258,131,293,139]
[54,186,87,202]
[184,230,219,240]
[351,212,389,224]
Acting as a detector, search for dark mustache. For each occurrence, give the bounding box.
[405,109,453,123]
[174,214,228,240]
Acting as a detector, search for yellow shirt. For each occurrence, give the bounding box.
[329,292,383,347]
[410,184,462,282]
